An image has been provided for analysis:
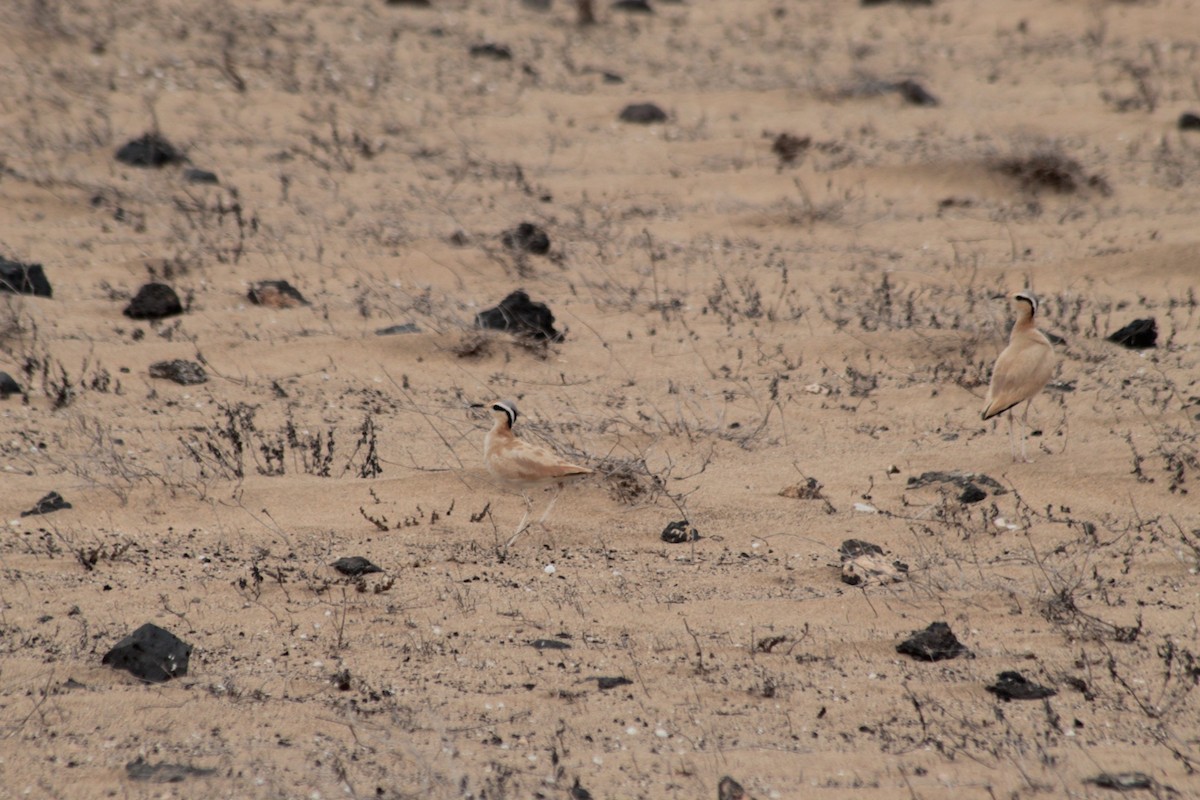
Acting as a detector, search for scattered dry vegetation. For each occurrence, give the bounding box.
[1,0,1199,797]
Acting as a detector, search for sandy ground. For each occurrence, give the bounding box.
[2,0,1200,797]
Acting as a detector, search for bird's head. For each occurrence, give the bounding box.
[1013,291,1038,318]
[487,399,518,429]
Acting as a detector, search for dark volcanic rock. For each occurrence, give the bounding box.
[248,280,309,308]
[149,359,208,386]
[331,556,383,577]
[183,168,219,185]
[841,557,907,586]
[115,133,185,168]
[718,776,751,800]
[958,482,987,503]
[896,621,970,662]
[839,539,908,586]
[126,756,216,783]
[894,79,939,106]
[102,623,192,683]
[530,638,571,650]
[124,282,183,320]
[375,322,421,335]
[0,256,52,297]
[1084,773,1155,791]
[20,491,72,517]
[907,470,1006,500]
[839,539,883,559]
[0,371,21,398]
[1063,675,1095,700]
[501,222,551,255]
[986,671,1057,701]
[660,520,698,543]
[612,0,653,12]
[1107,318,1157,349]
[619,102,668,124]
[475,290,563,341]
[469,42,513,60]
[570,777,594,800]
[595,676,633,690]
[1178,112,1200,131]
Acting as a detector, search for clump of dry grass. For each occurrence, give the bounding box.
[0,296,26,347]
[450,330,553,360]
[767,131,811,170]
[450,331,493,359]
[593,454,666,505]
[178,401,382,493]
[994,148,1112,196]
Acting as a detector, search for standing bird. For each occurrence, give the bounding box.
[982,291,1057,462]
[477,400,593,545]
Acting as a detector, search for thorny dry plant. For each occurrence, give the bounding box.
[178,401,382,495]
[33,415,166,505]
[0,296,28,347]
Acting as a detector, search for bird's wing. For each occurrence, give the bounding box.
[500,439,593,482]
[982,339,1055,419]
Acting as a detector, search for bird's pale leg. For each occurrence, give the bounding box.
[536,485,563,527]
[506,493,534,547]
[1020,401,1032,463]
[1007,413,1018,462]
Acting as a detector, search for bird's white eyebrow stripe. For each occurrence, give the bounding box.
[492,401,517,427]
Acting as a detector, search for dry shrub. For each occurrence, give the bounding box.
[994,149,1112,195]
[575,454,665,505]
[452,331,552,360]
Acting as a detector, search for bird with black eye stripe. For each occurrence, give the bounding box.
[474,399,593,545]
[982,291,1057,462]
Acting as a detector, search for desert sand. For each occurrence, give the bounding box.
[1,0,1199,797]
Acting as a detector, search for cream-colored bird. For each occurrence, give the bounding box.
[477,400,593,545]
[982,291,1056,462]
